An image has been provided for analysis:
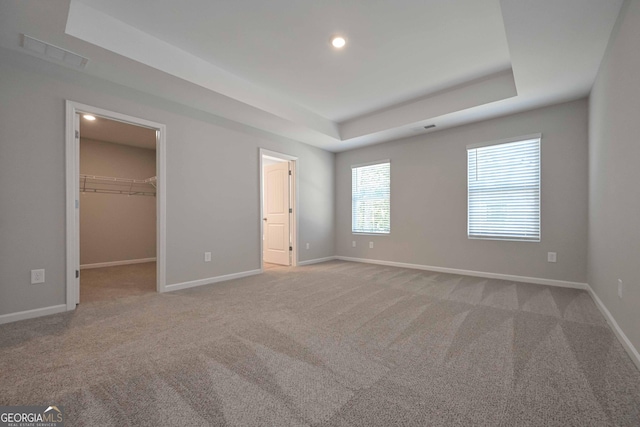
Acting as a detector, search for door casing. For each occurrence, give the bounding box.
[65,100,167,310]
[259,148,298,270]
[263,161,291,265]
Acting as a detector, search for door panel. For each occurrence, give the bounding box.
[267,224,285,250]
[264,162,290,265]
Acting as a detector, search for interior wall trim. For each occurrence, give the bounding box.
[335,256,588,289]
[0,304,67,325]
[80,258,156,270]
[65,100,167,307]
[298,256,338,266]
[259,148,300,270]
[165,269,262,292]
[587,284,640,371]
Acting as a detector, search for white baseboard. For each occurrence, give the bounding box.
[0,304,68,325]
[586,285,640,371]
[80,257,156,270]
[335,256,588,290]
[298,256,338,266]
[165,269,262,292]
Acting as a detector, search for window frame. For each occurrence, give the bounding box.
[466,134,541,242]
[351,160,391,235]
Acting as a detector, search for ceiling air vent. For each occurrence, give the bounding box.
[423,124,436,130]
[21,34,88,69]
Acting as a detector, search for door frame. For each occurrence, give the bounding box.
[65,100,167,310]
[259,148,298,270]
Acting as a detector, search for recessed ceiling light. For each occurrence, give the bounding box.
[83,115,96,121]
[330,36,346,49]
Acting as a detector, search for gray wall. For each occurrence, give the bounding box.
[336,99,589,283]
[80,138,156,265]
[0,48,335,316]
[588,0,640,352]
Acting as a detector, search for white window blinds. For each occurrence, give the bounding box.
[352,161,390,234]
[467,136,540,242]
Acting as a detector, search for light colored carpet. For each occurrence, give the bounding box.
[80,262,156,303]
[263,262,287,271]
[1,260,639,426]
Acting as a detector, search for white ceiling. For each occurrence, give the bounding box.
[80,115,156,150]
[0,0,624,152]
[75,0,512,123]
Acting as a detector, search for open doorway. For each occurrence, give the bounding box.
[65,101,166,310]
[260,149,298,270]
[78,116,157,302]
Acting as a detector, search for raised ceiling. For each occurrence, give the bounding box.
[0,0,625,152]
[74,0,512,123]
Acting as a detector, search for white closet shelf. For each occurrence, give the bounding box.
[79,174,157,196]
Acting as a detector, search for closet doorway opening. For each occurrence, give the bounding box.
[260,149,298,271]
[65,101,166,309]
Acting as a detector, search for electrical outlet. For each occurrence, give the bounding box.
[204,252,212,262]
[618,279,623,298]
[352,241,356,247]
[369,242,374,249]
[31,269,45,284]
[547,252,557,263]
[306,243,310,250]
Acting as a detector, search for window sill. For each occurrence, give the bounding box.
[468,236,540,243]
[352,232,390,236]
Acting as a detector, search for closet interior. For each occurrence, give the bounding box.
[78,114,158,303]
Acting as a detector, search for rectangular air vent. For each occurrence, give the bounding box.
[21,34,88,69]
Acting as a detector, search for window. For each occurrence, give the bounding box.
[352,161,390,234]
[467,135,540,242]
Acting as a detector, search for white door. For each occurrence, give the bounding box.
[263,162,290,265]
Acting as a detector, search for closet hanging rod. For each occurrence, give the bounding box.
[79,174,157,197]
[79,174,156,184]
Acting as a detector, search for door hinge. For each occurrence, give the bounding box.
[289,246,293,251]
[75,130,79,139]
[288,170,292,176]
[289,208,292,213]
[76,270,79,278]
[75,199,79,209]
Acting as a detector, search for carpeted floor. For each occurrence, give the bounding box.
[1,260,639,426]
[263,262,286,270]
[80,262,157,303]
